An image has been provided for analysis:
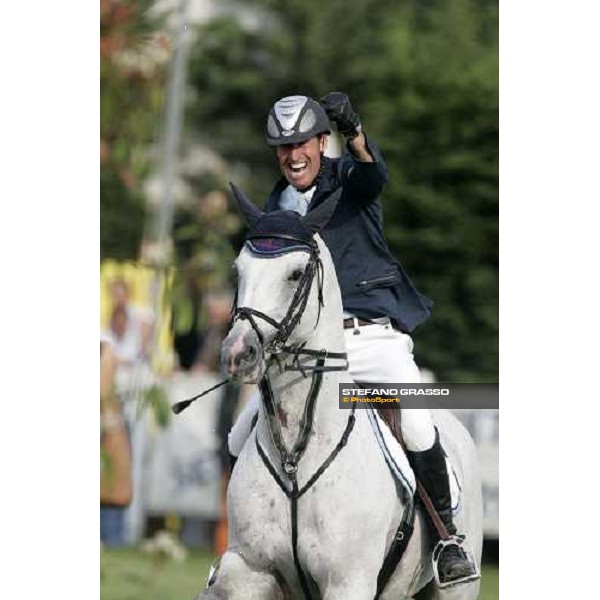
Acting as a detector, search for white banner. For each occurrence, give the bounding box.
[144,372,224,517]
[451,409,499,538]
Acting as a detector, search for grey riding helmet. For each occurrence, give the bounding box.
[266,95,331,146]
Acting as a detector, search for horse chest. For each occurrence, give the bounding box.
[227,453,290,554]
[227,447,342,566]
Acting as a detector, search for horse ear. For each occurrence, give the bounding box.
[301,187,342,233]
[229,182,263,226]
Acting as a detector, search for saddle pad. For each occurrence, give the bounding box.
[366,408,461,515]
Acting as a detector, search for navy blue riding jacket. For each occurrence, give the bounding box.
[263,136,433,333]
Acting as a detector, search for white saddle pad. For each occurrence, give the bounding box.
[366,408,461,515]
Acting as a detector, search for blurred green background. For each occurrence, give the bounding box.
[101,0,498,383]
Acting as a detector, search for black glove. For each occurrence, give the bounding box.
[320,92,361,139]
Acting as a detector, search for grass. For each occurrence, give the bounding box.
[101,548,499,600]
[101,548,215,600]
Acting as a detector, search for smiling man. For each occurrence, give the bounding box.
[268,94,374,211]
[275,128,327,191]
[226,92,479,587]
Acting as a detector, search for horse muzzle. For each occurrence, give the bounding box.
[221,327,265,383]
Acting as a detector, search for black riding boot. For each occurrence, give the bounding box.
[406,429,479,587]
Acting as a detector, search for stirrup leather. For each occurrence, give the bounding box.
[432,535,481,589]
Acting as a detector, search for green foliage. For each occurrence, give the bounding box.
[100,0,169,260]
[100,168,146,260]
[139,384,172,428]
[362,0,499,381]
[186,0,498,381]
[168,190,242,355]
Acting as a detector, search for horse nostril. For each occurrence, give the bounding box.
[240,345,258,365]
[223,330,262,376]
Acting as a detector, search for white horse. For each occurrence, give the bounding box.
[197,186,483,600]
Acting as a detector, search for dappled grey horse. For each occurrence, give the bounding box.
[197,185,482,600]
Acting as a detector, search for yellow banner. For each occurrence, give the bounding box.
[100,260,175,373]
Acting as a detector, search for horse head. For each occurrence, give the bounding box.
[221,184,341,383]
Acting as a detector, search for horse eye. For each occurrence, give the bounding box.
[288,269,303,282]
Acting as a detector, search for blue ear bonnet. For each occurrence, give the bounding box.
[245,210,314,256]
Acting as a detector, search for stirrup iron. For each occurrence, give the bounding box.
[432,535,481,589]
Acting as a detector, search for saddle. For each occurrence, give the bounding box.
[377,407,402,448]
[375,407,462,515]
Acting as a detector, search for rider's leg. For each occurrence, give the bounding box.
[227,391,260,469]
[344,321,420,384]
[404,425,478,585]
[401,408,436,451]
[345,322,477,585]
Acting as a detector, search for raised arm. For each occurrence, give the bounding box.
[320,92,388,201]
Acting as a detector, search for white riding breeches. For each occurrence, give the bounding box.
[228,321,436,457]
[344,321,435,452]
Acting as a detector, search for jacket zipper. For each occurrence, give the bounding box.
[357,273,399,288]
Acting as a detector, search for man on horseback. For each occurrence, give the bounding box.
[227,92,478,588]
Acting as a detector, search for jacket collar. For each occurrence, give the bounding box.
[266,156,337,212]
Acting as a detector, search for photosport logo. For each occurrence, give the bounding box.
[338,384,499,410]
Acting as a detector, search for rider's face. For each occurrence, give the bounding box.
[276,135,328,191]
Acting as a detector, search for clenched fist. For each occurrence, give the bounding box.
[319,92,361,139]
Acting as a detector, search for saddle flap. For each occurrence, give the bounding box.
[366,408,462,514]
[366,407,416,498]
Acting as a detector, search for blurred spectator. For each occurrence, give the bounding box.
[100,336,116,399]
[102,277,155,404]
[171,188,242,371]
[171,268,204,371]
[179,287,242,479]
[195,289,243,555]
[104,278,154,366]
[169,190,242,552]
[100,337,132,546]
[101,278,157,546]
[195,288,234,372]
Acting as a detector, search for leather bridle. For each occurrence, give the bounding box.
[232,236,354,600]
[231,237,348,374]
